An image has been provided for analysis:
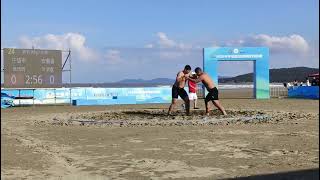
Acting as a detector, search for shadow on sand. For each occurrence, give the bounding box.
[222,168,319,180]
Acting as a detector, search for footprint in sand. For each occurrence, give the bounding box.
[144,148,162,151]
[154,138,168,140]
[128,138,143,143]
[182,153,203,156]
[268,149,293,156]
[180,139,250,153]
[238,165,251,169]
[222,151,253,159]
[117,158,226,179]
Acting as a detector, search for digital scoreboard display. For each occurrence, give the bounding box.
[3,48,62,88]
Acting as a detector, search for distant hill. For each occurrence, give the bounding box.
[118,76,230,84]
[49,76,231,87]
[219,67,319,83]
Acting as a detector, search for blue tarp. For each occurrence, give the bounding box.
[1,93,15,108]
[288,86,319,99]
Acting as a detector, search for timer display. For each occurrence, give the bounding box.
[3,48,62,88]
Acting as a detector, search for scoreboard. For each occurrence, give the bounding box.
[3,48,62,88]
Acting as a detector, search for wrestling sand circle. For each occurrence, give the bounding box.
[2,99,319,179]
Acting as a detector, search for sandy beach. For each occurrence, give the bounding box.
[1,97,319,179]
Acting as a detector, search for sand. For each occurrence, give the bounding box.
[1,98,319,179]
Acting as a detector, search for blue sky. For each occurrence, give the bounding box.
[1,0,319,82]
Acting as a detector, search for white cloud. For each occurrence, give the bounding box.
[195,45,203,49]
[145,32,193,51]
[177,43,193,50]
[18,33,99,61]
[227,34,310,55]
[156,32,176,48]
[144,44,154,48]
[211,43,220,48]
[104,49,122,64]
[159,51,184,59]
[143,32,196,60]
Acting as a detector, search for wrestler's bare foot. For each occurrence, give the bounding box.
[222,111,227,116]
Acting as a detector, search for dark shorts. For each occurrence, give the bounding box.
[205,87,219,101]
[172,86,188,99]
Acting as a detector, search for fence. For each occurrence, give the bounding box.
[195,85,288,99]
[270,86,288,98]
[196,85,205,98]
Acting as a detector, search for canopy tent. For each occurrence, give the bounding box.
[308,73,319,78]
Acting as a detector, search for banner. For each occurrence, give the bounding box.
[288,86,319,99]
[1,87,172,105]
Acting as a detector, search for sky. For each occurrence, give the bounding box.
[1,0,319,83]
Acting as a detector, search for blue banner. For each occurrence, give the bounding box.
[288,86,319,99]
[1,87,172,105]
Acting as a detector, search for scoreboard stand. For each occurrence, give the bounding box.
[1,48,72,105]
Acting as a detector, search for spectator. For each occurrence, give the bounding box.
[311,77,317,86]
[293,80,298,86]
[306,78,311,86]
[283,82,287,88]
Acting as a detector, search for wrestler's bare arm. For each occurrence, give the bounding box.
[187,75,202,83]
[176,72,185,82]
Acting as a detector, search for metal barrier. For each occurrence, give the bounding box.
[270,86,288,98]
[196,85,288,99]
[196,85,205,98]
